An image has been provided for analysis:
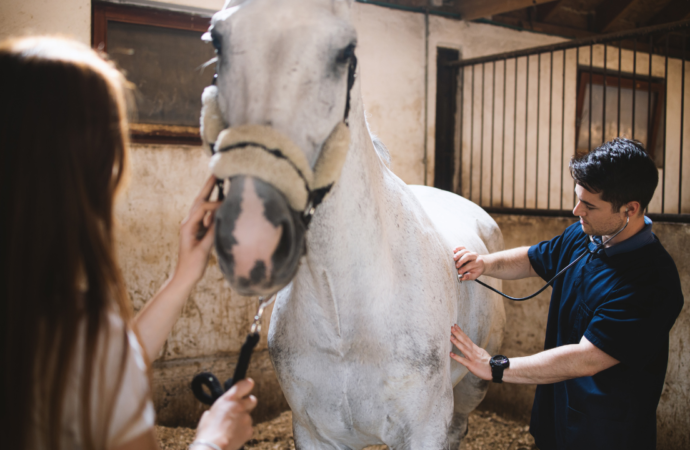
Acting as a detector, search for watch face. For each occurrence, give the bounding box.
[491,355,509,367]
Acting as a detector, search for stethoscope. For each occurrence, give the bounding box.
[465,213,630,302]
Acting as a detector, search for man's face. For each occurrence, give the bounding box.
[573,184,626,236]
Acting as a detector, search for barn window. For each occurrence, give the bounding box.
[575,70,666,167]
[92,2,215,145]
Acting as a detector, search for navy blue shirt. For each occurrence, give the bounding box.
[527,218,683,450]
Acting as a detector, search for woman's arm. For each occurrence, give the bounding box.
[134,176,221,361]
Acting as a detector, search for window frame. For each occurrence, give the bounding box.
[92,2,212,145]
[575,69,666,165]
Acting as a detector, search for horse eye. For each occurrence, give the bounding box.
[336,43,356,64]
[212,32,222,55]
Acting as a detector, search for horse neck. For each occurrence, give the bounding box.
[301,88,404,280]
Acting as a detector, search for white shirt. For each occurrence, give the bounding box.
[33,312,155,449]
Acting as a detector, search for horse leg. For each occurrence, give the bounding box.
[293,417,355,450]
[383,395,454,450]
[448,373,490,449]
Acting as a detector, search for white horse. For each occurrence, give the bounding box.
[202,0,505,448]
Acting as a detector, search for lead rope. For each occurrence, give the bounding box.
[191,295,277,406]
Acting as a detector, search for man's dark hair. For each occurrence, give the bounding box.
[569,138,658,212]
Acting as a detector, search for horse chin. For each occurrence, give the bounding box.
[214,176,306,297]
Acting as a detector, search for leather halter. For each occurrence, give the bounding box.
[208,54,357,228]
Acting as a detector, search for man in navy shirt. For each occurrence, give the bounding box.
[450,138,683,450]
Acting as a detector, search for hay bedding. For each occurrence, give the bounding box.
[156,409,537,450]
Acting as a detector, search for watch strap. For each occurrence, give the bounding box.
[490,355,509,383]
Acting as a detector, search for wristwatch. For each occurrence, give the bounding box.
[489,355,510,383]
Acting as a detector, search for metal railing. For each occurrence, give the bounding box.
[448,20,690,222]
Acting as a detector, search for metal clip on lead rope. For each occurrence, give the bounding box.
[191,295,277,405]
[468,216,629,302]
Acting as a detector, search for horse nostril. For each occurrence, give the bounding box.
[213,176,306,296]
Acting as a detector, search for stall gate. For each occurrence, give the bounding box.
[436,20,690,221]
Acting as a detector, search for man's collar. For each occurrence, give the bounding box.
[588,216,655,257]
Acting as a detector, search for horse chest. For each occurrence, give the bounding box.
[267,283,455,422]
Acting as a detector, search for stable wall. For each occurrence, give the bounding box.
[353,3,567,186]
[0,0,91,44]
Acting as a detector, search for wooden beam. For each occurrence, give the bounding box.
[486,15,597,39]
[457,0,558,21]
[646,0,690,27]
[594,0,636,33]
[536,0,564,23]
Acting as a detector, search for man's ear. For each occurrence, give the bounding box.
[624,201,642,217]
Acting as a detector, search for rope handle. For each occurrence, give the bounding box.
[191,332,260,405]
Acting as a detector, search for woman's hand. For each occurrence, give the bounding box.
[453,246,485,281]
[172,176,222,289]
[135,176,223,361]
[449,324,491,381]
[195,379,257,450]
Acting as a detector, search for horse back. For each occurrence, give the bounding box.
[407,185,504,255]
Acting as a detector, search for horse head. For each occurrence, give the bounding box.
[201,0,357,296]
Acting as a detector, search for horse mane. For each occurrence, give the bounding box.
[363,115,391,167]
[372,136,391,167]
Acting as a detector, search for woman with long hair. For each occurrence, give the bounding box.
[0,36,255,450]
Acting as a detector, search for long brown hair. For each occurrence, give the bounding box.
[0,37,135,450]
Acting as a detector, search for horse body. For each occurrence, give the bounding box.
[208,1,505,447]
[268,87,504,449]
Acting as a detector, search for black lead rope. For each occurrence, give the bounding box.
[191,332,260,405]
[190,334,260,450]
[190,293,275,450]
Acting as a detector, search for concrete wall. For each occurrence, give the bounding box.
[0,0,91,44]
[485,214,690,450]
[353,4,567,186]
[4,1,690,447]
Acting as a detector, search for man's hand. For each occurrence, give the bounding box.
[451,325,620,385]
[449,324,491,380]
[453,246,485,281]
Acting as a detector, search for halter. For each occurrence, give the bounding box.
[200,55,358,228]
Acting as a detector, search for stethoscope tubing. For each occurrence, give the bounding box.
[468,216,629,302]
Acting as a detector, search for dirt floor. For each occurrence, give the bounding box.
[156,409,537,450]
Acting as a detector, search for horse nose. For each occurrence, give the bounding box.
[214,176,306,296]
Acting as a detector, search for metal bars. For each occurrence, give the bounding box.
[680,33,686,215]
[454,19,690,221]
